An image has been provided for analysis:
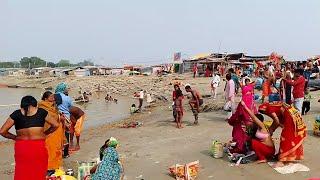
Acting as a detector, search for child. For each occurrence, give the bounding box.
[130,104,138,114]
[174,89,184,128]
[302,88,311,115]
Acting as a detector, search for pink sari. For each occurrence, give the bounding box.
[241,84,257,114]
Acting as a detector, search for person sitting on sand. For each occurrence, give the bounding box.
[174,89,184,128]
[90,137,123,180]
[130,104,138,114]
[185,84,203,125]
[241,101,275,163]
[99,139,110,161]
[69,106,85,151]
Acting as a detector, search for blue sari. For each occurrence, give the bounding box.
[92,147,122,180]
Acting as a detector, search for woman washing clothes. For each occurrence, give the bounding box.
[38,91,64,175]
[0,96,59,180]
[258,102,307,167]
[241,101,275,163]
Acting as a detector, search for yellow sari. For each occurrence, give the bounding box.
[38,100,64,170]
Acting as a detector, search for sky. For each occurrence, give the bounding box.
[0,0,319,66]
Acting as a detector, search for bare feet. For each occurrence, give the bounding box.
[272,161,285,168]
[257,160,267,164]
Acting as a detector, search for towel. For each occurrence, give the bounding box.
[268,162,310,174]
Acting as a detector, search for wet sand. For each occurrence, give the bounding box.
[0,75,320,179]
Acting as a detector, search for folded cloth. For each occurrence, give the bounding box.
[267,162,310,174]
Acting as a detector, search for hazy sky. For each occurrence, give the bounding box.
[1,0,319,66]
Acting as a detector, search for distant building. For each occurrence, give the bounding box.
[74,67,90,77]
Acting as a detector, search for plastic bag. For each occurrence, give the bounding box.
[77,162,96,180]
[210,140,223,158]
[313,116,320,136]
[224,101,232,112]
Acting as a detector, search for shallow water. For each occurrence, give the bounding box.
[0,88,135,140]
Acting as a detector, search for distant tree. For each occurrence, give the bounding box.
[57,59,71,67]
[0,62,15,68]
[47,62,56,68]
[77,60,94,66]
[20,57,46,68]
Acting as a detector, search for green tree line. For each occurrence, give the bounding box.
[0,57,94,68]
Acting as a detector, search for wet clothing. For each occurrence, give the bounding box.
[10,108,47,130]
[14,139,48,180]
[38,100,64,171]
[251,139,275,161]
[56,93,73,119]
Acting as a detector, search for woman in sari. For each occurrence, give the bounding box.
[90,137,123,180]
[38,91,64,175]
[259,102,307,167]
[241,78,257,115]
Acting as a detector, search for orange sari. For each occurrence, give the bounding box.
[279,104,307,162]
[38,100,64,170]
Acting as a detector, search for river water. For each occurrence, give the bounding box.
[0,88,135,140]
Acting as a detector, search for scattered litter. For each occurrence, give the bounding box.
[136,175,143,179]
[267,162,310,174]
[202,102,223,112]
[155,161,160,164]
[121,121,143,128]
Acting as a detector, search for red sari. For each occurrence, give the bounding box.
[259,102,307,162]
[279,104,306,161]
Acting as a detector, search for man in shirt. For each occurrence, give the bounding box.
[228,68,240,94]
[138,90,144,111]
[225,73,236,115]
[285,68,305,113]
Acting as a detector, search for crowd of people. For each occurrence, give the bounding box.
[222,60,311,167]
[0,59,317,179]
[0,83,96,179]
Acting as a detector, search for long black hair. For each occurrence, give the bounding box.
[20,95,37,116]
[41,91,53,100]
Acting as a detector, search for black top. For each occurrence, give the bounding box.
[10,108,48,130]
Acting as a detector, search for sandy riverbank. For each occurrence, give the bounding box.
[0,75,320,180]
